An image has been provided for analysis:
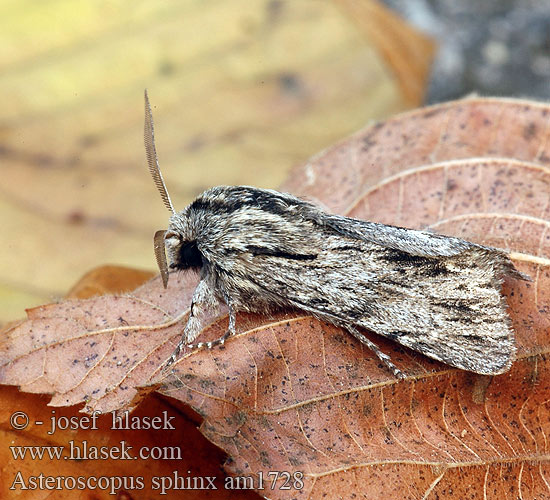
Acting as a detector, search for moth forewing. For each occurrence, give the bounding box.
[223,212,525,377]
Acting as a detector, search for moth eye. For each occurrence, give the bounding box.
[165,231,181,248]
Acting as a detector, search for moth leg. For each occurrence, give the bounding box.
[165,279,217,368]
[188,291,236,349]
[344,324,405,379]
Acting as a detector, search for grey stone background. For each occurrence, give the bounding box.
[381,0,550,103]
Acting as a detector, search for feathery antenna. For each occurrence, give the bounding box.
[154,229,169,288]
[144,90,176,214]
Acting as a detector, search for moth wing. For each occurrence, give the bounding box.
[250,190,471,258]
[235,234,516,375]
[319,214,528,281]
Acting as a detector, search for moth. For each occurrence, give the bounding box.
[144,91,528,378]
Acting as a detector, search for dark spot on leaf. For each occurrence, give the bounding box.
[523,122,537,140]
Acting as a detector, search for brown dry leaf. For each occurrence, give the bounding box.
[0,386,261,499]
[0,267,260,499]
[2,97,549,498]
[66,265,156,300]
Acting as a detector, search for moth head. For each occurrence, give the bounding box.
[152,224,203,289]
[164,221,203,272]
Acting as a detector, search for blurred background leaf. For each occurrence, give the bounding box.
[0,0,433,323]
